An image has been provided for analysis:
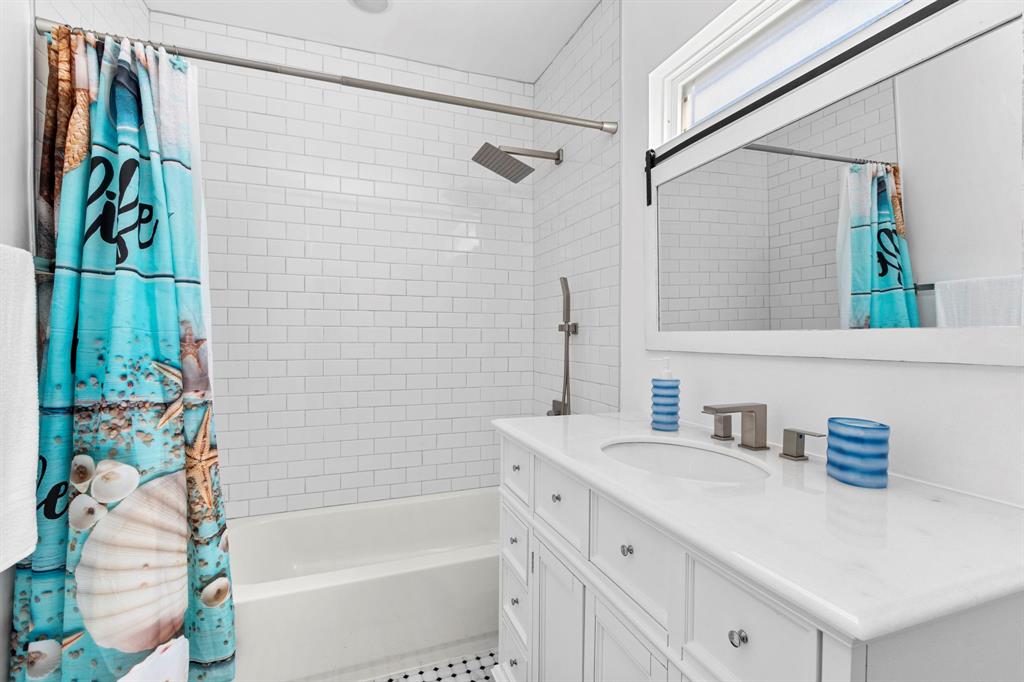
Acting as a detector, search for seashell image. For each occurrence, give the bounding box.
[179,321,211,399]
[90,460,140,504]
[26,639,61,680]
[218,530,229,553]
[75,471,188,653]
[200,576,231,608]
[70,454,95,492]
[119,635,189,682]
[68,493,107,531]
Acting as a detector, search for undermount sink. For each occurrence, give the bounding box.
[601,440,769,483]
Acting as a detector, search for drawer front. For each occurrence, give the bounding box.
[500,616,530,682]
[502,559,530,644]
[501,503,530,584]
[502,438,532,506]
[591,495,673,627]
[535,459,589,553]
[688,561,818,682]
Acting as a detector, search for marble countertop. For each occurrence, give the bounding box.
[492,413,1024,642]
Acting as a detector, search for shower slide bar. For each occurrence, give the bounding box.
[34,17,618,135]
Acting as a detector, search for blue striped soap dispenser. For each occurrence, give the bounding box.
[651,358,680,432]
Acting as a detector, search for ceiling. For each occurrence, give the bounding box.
[145,0,601,83]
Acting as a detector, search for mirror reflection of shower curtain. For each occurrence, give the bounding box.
[837,163,919,328]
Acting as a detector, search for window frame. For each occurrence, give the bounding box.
[650,0,910,148]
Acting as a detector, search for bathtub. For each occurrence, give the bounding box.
[230,488,499,681]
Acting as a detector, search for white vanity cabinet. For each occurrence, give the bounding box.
[492,428,1024,682]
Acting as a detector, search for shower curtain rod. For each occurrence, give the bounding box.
[34,17,618,135]
[744,143,894,166]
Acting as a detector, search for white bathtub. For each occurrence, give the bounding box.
[230,488,499,681]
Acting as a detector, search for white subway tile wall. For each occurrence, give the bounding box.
[532,0,621,414]
[148,11,540,517]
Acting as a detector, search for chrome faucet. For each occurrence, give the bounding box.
[702,403,768,451]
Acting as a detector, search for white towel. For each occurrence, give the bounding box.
[0,245,39,570]
[935,275,1024,327]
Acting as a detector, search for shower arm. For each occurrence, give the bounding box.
[500,146,564,165]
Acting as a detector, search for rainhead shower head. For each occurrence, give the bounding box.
[472,142,563,183]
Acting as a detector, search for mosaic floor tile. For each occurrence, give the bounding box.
[370,650,497,682]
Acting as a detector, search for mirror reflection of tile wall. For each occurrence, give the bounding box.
[659,83,897,331]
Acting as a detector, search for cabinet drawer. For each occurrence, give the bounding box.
[591,495,674,627]
[500,616,530,682]
[502,559,530,644]
[688,561,817,682]
[535,459,589,553]
[501,503,530,584]
[502,439,532,506]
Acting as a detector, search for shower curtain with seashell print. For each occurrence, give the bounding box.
[8,30,235,682]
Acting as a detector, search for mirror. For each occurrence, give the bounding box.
[657,21,1023,332]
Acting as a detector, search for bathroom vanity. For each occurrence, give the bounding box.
[491,414,1024,682]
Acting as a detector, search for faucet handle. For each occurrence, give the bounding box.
[781,428,824,461]
[709,414,734,441]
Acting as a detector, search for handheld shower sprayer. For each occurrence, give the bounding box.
[547,276,578,416]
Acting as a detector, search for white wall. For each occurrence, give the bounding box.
[621,1,1024,506]
[532,0,621,415]
[895,19,1024,285]
[1,0,32,253]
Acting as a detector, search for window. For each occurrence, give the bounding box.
[651,0,910,145]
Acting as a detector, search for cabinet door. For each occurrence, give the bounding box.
[533,540,585,682]
[593,599,667,682]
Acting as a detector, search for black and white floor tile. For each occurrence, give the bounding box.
[370,651,497,682]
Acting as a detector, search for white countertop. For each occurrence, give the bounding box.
[492,413,1024,642]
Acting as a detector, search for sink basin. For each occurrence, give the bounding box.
[601,440,769,483]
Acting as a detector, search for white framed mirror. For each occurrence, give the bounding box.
[645,0,1024,366]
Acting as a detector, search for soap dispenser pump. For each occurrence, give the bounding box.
[651,358,680,432]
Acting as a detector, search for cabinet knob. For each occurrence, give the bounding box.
[509,658,518,667]
[510,597,519,606]
[728,629,749,648]
[620,544,634,557]
[551,493,562,503]
[509,536,518,545]
[512,464,521,472]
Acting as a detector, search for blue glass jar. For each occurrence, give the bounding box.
[651,378,679,431]
[826,418,890,488]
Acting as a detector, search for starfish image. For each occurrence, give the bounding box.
[186,406,219,511]
[179,322,206,363]
[152,359,183,428]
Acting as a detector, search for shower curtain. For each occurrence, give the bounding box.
[9,30,235,682]
[837,162,919,329]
